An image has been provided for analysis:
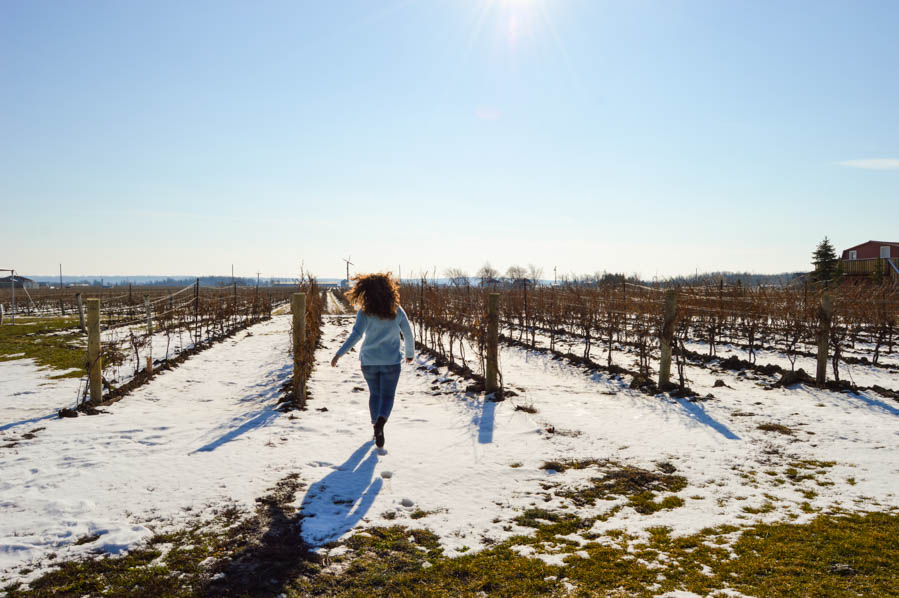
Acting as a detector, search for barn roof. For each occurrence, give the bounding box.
[842,240,899,252]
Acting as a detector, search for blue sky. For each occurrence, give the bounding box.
[2,0,897,280]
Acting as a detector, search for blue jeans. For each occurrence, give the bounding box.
[361,363,402,425]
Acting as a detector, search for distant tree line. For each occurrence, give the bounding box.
[436,263,804,289]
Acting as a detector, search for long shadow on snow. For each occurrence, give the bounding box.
[673,397,740,440]
[476,398,496,444]
[200,445,382,596]
[0,412,57,431]
[192,364,291,453]
[416,349,497,444]
[449,390,496,445]
[298,441,382,546]
[236,363,292,404]
[192,407,283,453]
[199,474,316,597]
[846,391,899,417]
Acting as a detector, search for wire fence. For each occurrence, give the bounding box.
[69,282,303,410]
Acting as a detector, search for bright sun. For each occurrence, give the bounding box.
[465,0,557,55]
[496,0,543,46]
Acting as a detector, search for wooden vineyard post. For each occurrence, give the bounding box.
[658,290,677,389]
[146,356,153,374]
[419,281,425,340]
[816,293,833,386]
[76,293,86,332]
[291,292,307,406]
[144,295,152,335]
[87,298,102,404]
[486,293,500,395]
[193,278,200,342]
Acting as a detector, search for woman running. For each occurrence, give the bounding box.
[331,273,414,448]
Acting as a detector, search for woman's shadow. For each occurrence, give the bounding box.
[299,440,383,546]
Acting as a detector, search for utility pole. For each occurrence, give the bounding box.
[554,266,557,285]
[59,264,63,289]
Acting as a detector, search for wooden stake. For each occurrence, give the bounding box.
[658,290,677,388]
[144,295,152,335]
[816,293,833,386]
[291,292,307,406]
[87,298,102,404]
[194,278,199,341]
[486,293,500,394]
[76,293,85,332]
[146,356,153,374]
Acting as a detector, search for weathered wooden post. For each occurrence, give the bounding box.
[193,278,200,341]
[144,295,152,335]
[658,289,677,388]
[76,293,85,332]
[419,280,425,340]
[146,356,153,374]
[816,293,833,386]
[486,293,500,394]
[291,292,307,405]
[87,298,102,403]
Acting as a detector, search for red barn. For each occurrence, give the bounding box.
[841,240,899,280]
[841,240,899,260]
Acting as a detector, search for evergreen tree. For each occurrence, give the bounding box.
[812,237,839,282]
[872,257,885,284]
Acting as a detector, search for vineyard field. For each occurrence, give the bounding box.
[1,282,898,597]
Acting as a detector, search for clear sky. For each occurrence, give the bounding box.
[2,0,897,280]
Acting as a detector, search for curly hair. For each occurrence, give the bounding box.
[346,272,400,319]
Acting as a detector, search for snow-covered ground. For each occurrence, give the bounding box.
[1,359,81,430]
[2,312,898,587]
